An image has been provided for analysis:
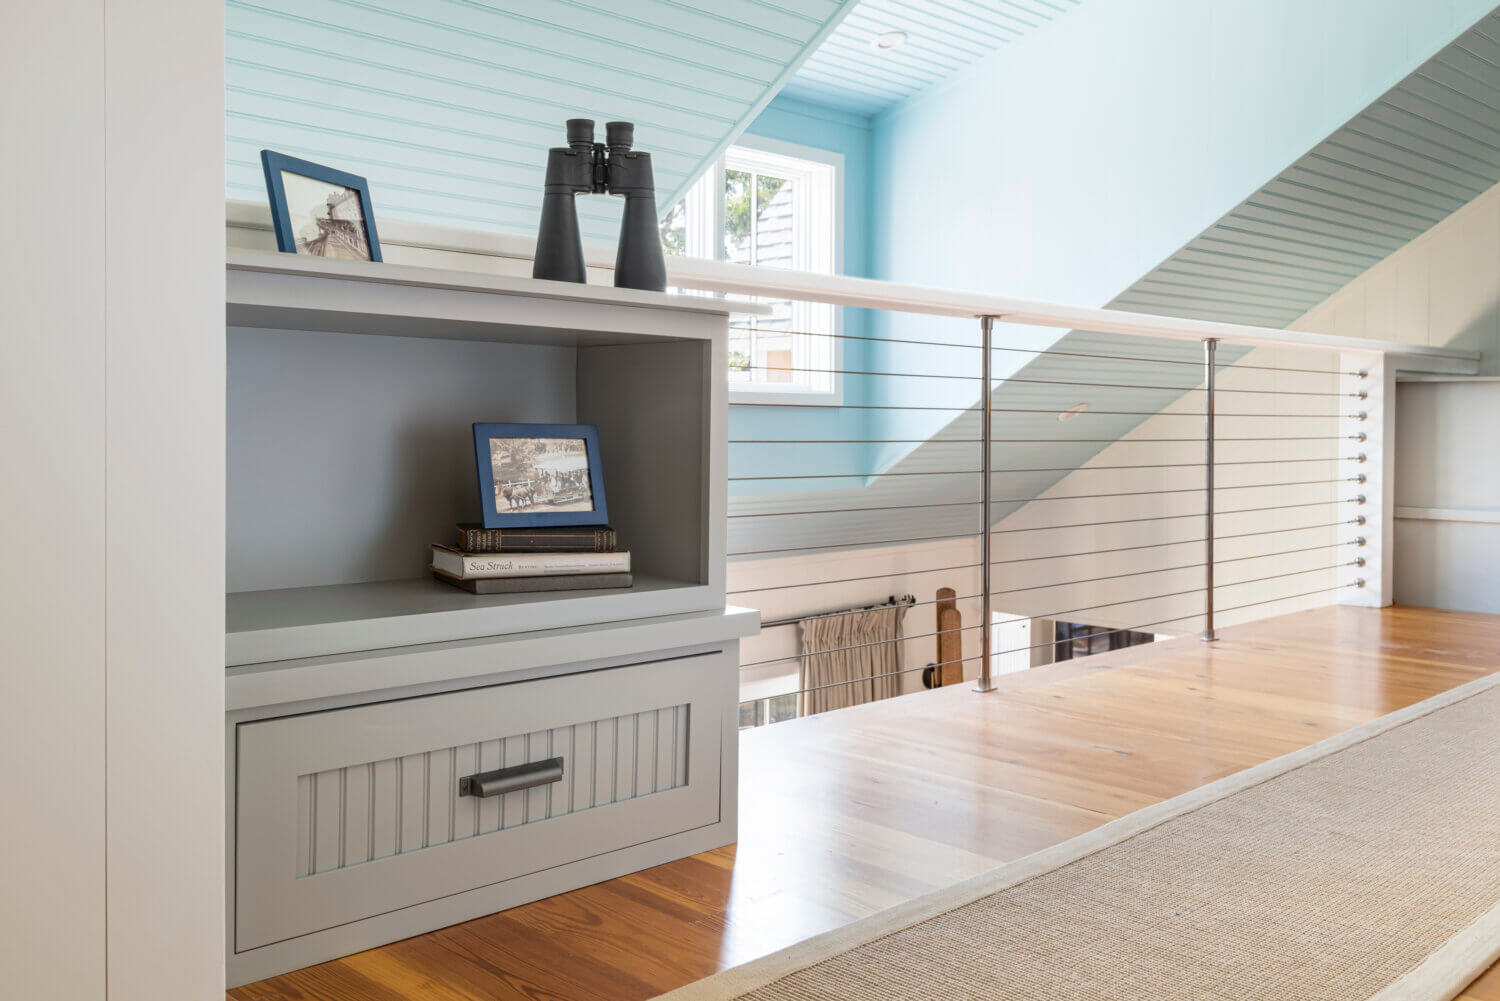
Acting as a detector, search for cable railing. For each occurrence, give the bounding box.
[721,288,1396,729]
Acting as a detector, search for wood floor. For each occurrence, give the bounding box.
[230,604,1500,1001]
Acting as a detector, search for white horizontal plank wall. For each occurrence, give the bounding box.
[1,3,107,998]
[1294,177,1500,370]
[3,3,224,1000]
[1293,178,1500,610]
[988,345,1363,634]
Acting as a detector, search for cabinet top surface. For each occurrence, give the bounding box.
[227,251,769,317]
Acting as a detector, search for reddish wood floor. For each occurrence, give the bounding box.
[229,605,1500,1000]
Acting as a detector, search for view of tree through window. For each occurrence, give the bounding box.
[658,142,838,395]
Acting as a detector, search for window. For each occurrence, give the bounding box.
[739,693,798,729]
[661,138,841,398]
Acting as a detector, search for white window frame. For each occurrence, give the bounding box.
[670,135,844,404]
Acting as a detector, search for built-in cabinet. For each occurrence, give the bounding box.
[223,253,758,986]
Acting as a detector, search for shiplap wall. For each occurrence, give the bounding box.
[988,346,1361,635]
[1293,175,1500,367]
[1296,174,1500,612]
[733,344,1364,705]
[225,0,857,243]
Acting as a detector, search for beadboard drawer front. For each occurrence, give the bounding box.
[234,654,723,951]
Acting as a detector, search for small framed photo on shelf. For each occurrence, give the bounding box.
[473,423,609,529]
[260,150,383,262]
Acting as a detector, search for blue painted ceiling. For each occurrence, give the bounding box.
[1113,9,1500,329]
[226,0,859,242]
[781,0,1084,117]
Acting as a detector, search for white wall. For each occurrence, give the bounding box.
[1293,176,1500,612]
[1294,177,1500,369]
[988,346,1368,632]
[1392,380,1500,612]
[1,4,225,999]
[2,5,108,996]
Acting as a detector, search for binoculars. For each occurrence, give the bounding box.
[533,119,667,293]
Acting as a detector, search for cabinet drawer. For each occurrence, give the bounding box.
[234,653,725,951]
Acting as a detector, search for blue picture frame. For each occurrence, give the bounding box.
[260,149,383,262]
[473,423,610,529]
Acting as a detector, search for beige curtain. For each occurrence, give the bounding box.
[797,604,908,716]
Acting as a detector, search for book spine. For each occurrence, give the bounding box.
[447,550,631,578]
[457,528,617,553]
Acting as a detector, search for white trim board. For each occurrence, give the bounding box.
[1395,506,1500,525]
[226,200,1478,372]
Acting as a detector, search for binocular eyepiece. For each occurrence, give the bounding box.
[534,119,666,292]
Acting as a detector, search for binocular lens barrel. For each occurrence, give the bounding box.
[605,121,634,152]
[565,118,595,150]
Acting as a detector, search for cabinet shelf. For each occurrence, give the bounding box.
[227,251,763,347]
[226,574,718,667]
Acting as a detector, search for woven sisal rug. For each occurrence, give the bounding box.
[660,673,1500,1001]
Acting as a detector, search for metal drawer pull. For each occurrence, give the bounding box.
[458,757,565,798]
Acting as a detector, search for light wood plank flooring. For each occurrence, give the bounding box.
[230,604,1500,1001]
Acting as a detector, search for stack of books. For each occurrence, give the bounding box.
[430,524,630,594]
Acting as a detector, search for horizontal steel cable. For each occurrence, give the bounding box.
[1215,580,1360,614]
[988,498,1358,537]
[759,593,984,629]
[991,563,1358,630]
[728,457,1363,481]
[729,401,1363,417]
[729,435,1365,444]
[742,583,1361,701]
[988,543,1359,597]
[729,530,981,558]
[728,562,983,596]
[735,364,1361,397]
[990,525,1361,566]
[738,621,985,670]
[729,478,1359,519]
[726,325,1360,376]
[750,656,980,704]
[738,364,1362,399]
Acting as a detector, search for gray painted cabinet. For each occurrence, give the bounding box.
[222,256,756,986]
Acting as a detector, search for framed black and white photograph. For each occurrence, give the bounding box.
[260,149,383,262]
[472,423,609,529]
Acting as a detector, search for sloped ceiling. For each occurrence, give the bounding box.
[1113,9,1500,328]
[731,8,1500,549]
[225,0,858,242]
[781,0,1084,117]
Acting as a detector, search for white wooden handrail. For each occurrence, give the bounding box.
[226,199,1479,373]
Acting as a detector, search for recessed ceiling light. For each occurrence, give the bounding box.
[1058,404,1088,423]
[871,30,907,51]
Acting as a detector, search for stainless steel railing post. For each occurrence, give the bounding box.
[975,315,998,692]
[1201,337,1219,643]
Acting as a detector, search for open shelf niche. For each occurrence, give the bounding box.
[225,252,755,667]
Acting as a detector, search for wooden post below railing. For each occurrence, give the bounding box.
[936,587,963,686]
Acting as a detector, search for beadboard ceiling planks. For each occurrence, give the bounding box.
[226,0,860,242]
[800,9,1500,536]
[782,0,1084,117]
